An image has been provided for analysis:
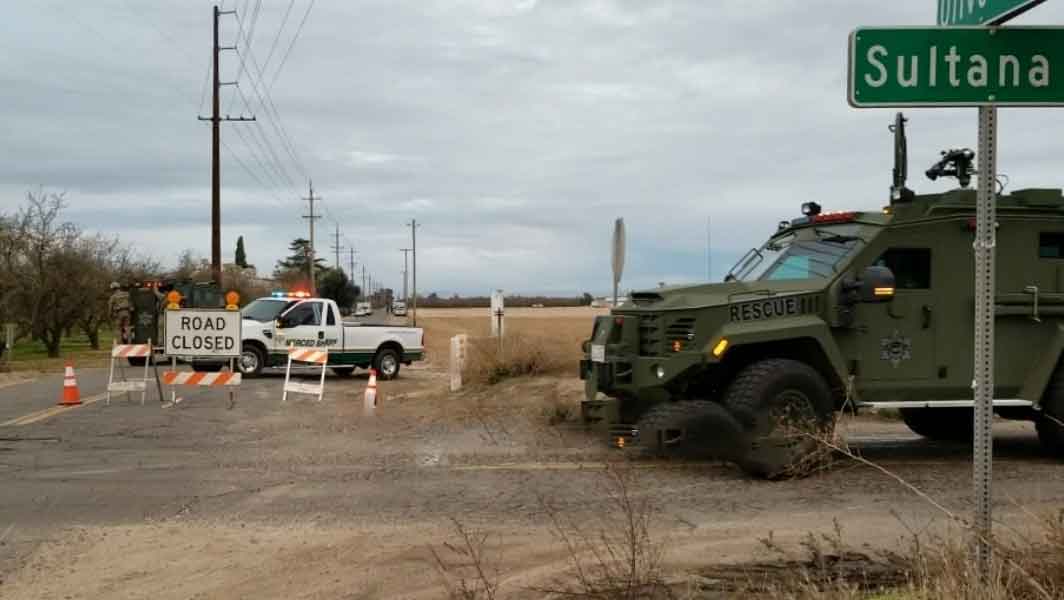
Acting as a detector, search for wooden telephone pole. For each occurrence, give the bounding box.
[302,181,321,294]
[198,5,254,286]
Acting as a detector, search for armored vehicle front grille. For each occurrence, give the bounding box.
[638,314,662,356]
[664,317,696,341]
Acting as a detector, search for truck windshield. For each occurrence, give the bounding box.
[242,298,297,322]
[727,224,863,282]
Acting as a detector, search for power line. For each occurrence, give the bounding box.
[234,83,299,191]
[270,0,315,91]
[262,0,297,74]
[219,135,287,208]
[230,12,309,180]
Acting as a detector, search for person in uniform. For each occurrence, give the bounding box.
[108,282,133,343]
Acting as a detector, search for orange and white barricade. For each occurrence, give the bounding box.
[162,370,242,387]
[107,340,153,405]
[283,345,328,402]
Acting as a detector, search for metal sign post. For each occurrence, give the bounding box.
[973,104,998,573]
[612,218,626,307]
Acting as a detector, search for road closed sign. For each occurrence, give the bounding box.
[164,309,242,358]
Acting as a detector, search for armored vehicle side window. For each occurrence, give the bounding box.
[874,248,931,290]
[1039,233,1064,258]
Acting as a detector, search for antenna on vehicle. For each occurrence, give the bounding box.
[889,112,915,204]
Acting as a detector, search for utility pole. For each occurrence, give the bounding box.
[361,265,367,302]
[331,223,343,271]
[348,247,357,284]
[399,248,411,303]
[302,180,321,294]
[407,219,420,326]
[198,5,255,286]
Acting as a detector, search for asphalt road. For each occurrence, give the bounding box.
[1,366,1062,598]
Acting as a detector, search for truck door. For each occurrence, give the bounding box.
[278,300,326,349]
[854,246,937,390]
[321,303,343,352]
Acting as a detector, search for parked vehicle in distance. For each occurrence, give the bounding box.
[392,301,407,316]
[355,302,373,317]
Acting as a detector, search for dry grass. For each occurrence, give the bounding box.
[432,461,671,600]
[418,307,595,385]
[533,461,671,599]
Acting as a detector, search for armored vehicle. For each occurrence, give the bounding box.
[126,280,224,366]
[580,114,1064,478]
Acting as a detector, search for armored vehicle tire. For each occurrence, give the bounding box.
[331,367,356,377]
[634,400,745,459]
[127,357,147,367]
[899,408,973,442]
[722,358,834,480]
[238,343,265,377]
[373,348,401,380]
[1036,362,1064,456]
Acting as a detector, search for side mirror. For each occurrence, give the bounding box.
[844,265,896,303]
[275,317,288,329]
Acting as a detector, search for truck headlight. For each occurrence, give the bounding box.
[655,365,665,379]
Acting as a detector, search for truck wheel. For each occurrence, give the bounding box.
[723,358,834,479]
[634,400,744,458]
[127,357,147,367]
[899,408,973,442]
[373,348,401,380]
[238,344,265,377]
[331,367,356,377]
[192,362,224,373]
[1036,361,1064,456]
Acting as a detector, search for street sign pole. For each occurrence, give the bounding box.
[973,104,998,575]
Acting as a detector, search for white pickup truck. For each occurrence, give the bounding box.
[236,295,424,378]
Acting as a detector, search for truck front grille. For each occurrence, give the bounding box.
[638,314,662,356]
[665,317,696,341]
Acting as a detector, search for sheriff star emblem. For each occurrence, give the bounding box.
[880,330,912,368]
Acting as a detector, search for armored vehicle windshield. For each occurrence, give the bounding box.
[728,223,864,282]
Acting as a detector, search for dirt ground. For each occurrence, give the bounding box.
[1,312,1063,598]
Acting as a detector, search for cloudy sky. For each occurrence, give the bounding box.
[4,1,1064,296]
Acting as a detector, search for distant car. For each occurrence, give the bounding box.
[531,303,545,308]
[355,302,372,317]
[392,301,407,316]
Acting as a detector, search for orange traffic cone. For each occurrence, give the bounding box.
[58,362,82,406]
[363,369,378,417]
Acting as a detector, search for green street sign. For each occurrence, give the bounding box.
[849,27,1063,107]
[938,0,1047,26]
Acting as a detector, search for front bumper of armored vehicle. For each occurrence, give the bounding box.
[579,312,720,436]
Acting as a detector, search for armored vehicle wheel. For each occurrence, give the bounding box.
[899,408,973,442]
[634,400,744,458]
[1036,362,1064,456]
[723,359,834,479]
[331,367,356,377]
